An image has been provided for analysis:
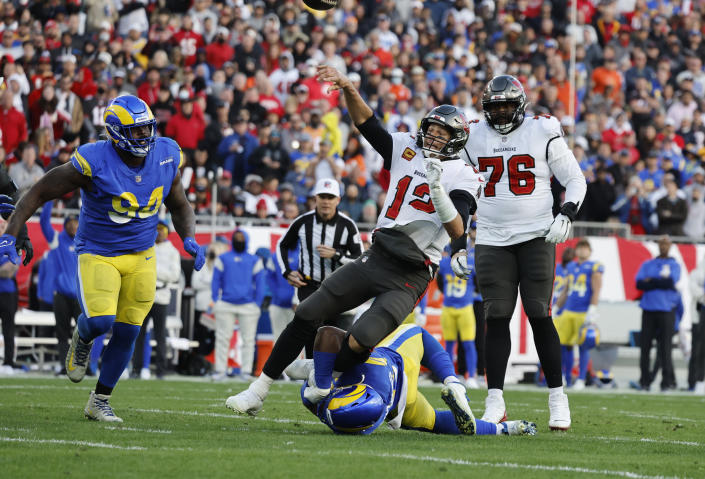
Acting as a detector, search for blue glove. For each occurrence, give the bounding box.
[0,194,15,215]
[0,234,21,265]
[184,237,206,271]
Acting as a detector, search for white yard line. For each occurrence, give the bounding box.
[102,426,172,434]
[132,407,321,426]
[593,436,702,447]
[0,436,146,450]
[294,450,690,479]
[616,411,699,423]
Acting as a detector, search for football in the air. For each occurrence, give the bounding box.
[303,0,339,11]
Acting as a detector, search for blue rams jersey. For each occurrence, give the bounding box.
[564,260,604,313]
[438,255,475,308]
[552,262,571,312]
[70,139,184,256]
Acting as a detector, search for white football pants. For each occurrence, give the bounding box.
[269,305,295,342]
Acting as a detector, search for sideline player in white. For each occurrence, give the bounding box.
[464,75,586,431]
[226,64,483,416]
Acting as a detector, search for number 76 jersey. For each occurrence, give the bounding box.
[70,138,184,256]
[465,115,586,247]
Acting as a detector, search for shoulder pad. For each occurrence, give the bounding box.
[71,142,104,178]
[531,114,562,138]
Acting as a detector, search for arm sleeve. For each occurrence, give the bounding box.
[547,136,587,208]
[419,328,455,380]
[356,115,394,170]
[277,216,304,277]
[39,201,57,246]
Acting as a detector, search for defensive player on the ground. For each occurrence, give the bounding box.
[465,75,586,430]
[226,65,483,416]
[0,95,205,422]
[287,324,536,436]
[437,237,481,388]
[555,239,603,390]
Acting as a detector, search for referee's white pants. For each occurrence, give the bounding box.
[214,301,260,375]
[269,305,295,342]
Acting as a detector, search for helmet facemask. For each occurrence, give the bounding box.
[107,120,157,157]
[483,100,524,135]
[418,121,456,158]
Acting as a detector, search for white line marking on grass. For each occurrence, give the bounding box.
[132,407,321,426]
[0,427,32,432]
[594,436,702,447]
[103,426,172,434]
[295,450,690,479]
[0,436,146,450]
[616,411,698,423]
[0,385,78,390]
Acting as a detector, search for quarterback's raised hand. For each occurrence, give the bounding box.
[545,202,578,244]
[451,249,472,279]
[423,156,443,189]
[184,237,206,271]
[0,194,15,216]
[0,234,21,265]
[316,65,350,93]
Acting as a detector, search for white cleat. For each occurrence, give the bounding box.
[503,420,537,436]
[441,381,476,435]
[84,391,123,422]
[226,388,264,416]
[66,328,93,383]
[548,392,571,431]
[302,369,330,405]
[695,381,705,396]
[465,376,481,389]
[480,394,507,423]
[571,379,585,391]
[284,359,314,380]
[140,368,151,380]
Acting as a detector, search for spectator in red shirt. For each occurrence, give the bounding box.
[0,89,28,158]
[164,95,205,154]
[137,68,161,107]
[205,26,233,70]
[172,15,205,68]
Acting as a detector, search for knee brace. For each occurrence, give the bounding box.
[77,314,115,342]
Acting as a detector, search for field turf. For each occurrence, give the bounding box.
[1,377,703,479]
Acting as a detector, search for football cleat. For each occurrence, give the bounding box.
[66,328,93,383]
[480,393,507,423]
[503,420,537,436]
[284,359,314,381]
[103,95,157,157]
[465,376,481,389]
[226,388,264,416]
[548,392,571,431]
[441,382,476,435]
[84,391,123,422]
[572,378,585,391]
[303,369,331,405]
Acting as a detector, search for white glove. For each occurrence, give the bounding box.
[414,307,427,327]
[545,213,572,244]
[451,250,471,279]
[585,305,598,325]
[423,156,443,188]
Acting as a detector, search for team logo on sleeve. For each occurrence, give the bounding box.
[402,147,416,161]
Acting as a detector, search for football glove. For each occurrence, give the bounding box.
[423,156,457,223]
[184,237,206,271]
[545,202,578,244]
[0,234,21,265]
[451,250,471,279]
[0,194,15,216]
[585,305,599,325]
[423,156,443,188]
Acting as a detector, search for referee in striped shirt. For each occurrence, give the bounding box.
[276,178,363,352]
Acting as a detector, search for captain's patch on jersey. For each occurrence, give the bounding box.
[402,147,416,161]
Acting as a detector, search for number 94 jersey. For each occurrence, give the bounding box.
[465,116,585,247]
[70,138,184,256]
[376,133,483,265]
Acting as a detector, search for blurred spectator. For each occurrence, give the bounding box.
[581,167,616,222]
[684,187,705,239]
[639,152,665,191]
[205,27,233,70]
[306,138,343,183]
[217,115,258,187]
[360,199,378,224]
[165,95,205,154]
[56,74,84,137]
[338,183,364,222]
[29,82,69,142]
[611,176,652,235]
[190,176,211,215]
[0,89,28,159]
[656,177,688,236]
[9,142,44,196]
[249,129,290,182]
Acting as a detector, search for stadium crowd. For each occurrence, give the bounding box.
[1,0,705,236]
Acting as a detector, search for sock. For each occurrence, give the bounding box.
[313,351,336,389]
[89,333,106,373]
[462,340,477,377]
[578,344,590,380]
[432,410,460,434]
[476,419,498,436]
[529,316,563,388]
[485,318,511,389]
[95,381,113,396]
[98,322,140,388]
[549,386,564,397]
[333,337,371,373]
[250,373,274,399]
[444,340,456,367]
[488,388,503,398]
[77,314,115,342]
[142,330,152,370]
[262,316,317,379]
[561,346,574,387]
[497,422,508,435]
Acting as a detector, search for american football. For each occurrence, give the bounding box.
[302,0,340,11]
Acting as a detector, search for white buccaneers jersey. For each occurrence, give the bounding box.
[376,133,483,264]
[465,115,586,246]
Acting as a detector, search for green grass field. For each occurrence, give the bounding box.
[1,377,703,479]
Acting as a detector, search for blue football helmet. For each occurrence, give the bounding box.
[303,382,387,435]
[103,95,157,157]
[578,323,600,349]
